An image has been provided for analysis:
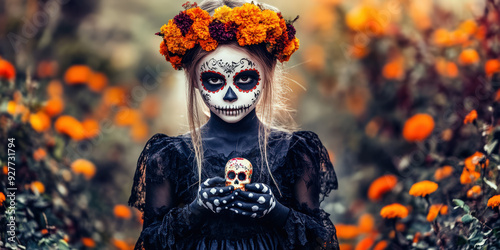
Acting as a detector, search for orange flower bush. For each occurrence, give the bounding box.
[367,175,398,201]
[380,203,409,219]
[409,180,438,197]
[402,114,435,142]
[70,159,96,180]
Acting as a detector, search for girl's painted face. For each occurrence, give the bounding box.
[196,46,264,123]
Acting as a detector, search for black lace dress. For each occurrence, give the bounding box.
[128,130,339,249]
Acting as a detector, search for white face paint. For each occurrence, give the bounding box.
[196,45,264,123]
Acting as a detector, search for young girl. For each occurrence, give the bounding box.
[128,0,339,249]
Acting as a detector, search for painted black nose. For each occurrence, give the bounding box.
[223,87,238,102]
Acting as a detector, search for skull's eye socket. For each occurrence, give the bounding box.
[227,171,236,180]
[238,172,247,181]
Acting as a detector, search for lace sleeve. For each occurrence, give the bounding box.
[282,131,339,249]
[128,133,201,249]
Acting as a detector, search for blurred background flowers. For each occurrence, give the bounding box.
[1,0,500,249]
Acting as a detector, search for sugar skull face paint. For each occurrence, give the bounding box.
[196,46,263,123]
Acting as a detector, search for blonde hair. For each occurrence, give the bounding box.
[183,0,297,196]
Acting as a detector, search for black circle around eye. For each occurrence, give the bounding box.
[234,70,259,91]
[201,71,226,92]
[238,172,247,181]
[227,171,236,180]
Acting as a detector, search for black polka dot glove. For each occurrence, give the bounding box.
[189,177,234,215]
[228,183,290,226]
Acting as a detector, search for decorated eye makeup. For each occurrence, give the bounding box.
[200,71,226,93]
[233,69,260,92]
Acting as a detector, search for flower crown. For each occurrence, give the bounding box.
[157,2,300,70]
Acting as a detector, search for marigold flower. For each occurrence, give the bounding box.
[81,237,96,248]
[47,80,64,97]
[426,204,444,222]
[435,58,458,78]
[64,65,92,85]
[114,204,132,219]
[82,119,100,139]
[402,114,435,142]
[434,166,454,181]
[487,195,500,208]
[103,87,127,106]
[409,180,438,197]
[44,97,65,117]
[30,111,51,133]
[31,181,45,194]
[358,214,374,233]
[335,224,359,239]
[458,49,480,65]
[0,192,5,206]
[382,57,404,80]
[213,5,233,23]
[373,240,388,250]
[485,59,500,77]
[131,121,149,142]
[467,185,482,198]
[114,108,141,126]
[88,72,108,92]
[464,152,488,171]
[458,19,477,35]
[355,236,375,250]
[33,148,47,161]
[380,203,409,219]
[464,110,477,124]
[413,232,421,243]
[440,205,448,215]
[368,175,398,201]
[112,238,133,250]
[432,29,451,47]
[0,58,16,80]
[460,168,480,184]
[7,101,27,116]
[71,159,96,180]
[55,115,85,141]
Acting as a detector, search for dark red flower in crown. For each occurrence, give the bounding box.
[157,2,300,70]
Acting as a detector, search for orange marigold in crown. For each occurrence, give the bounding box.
[156,2,300,70]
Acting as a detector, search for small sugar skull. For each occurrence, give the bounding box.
[225,157,253,191]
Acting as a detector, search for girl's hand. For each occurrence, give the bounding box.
[190,177,234,214]
[228,183,278,218]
